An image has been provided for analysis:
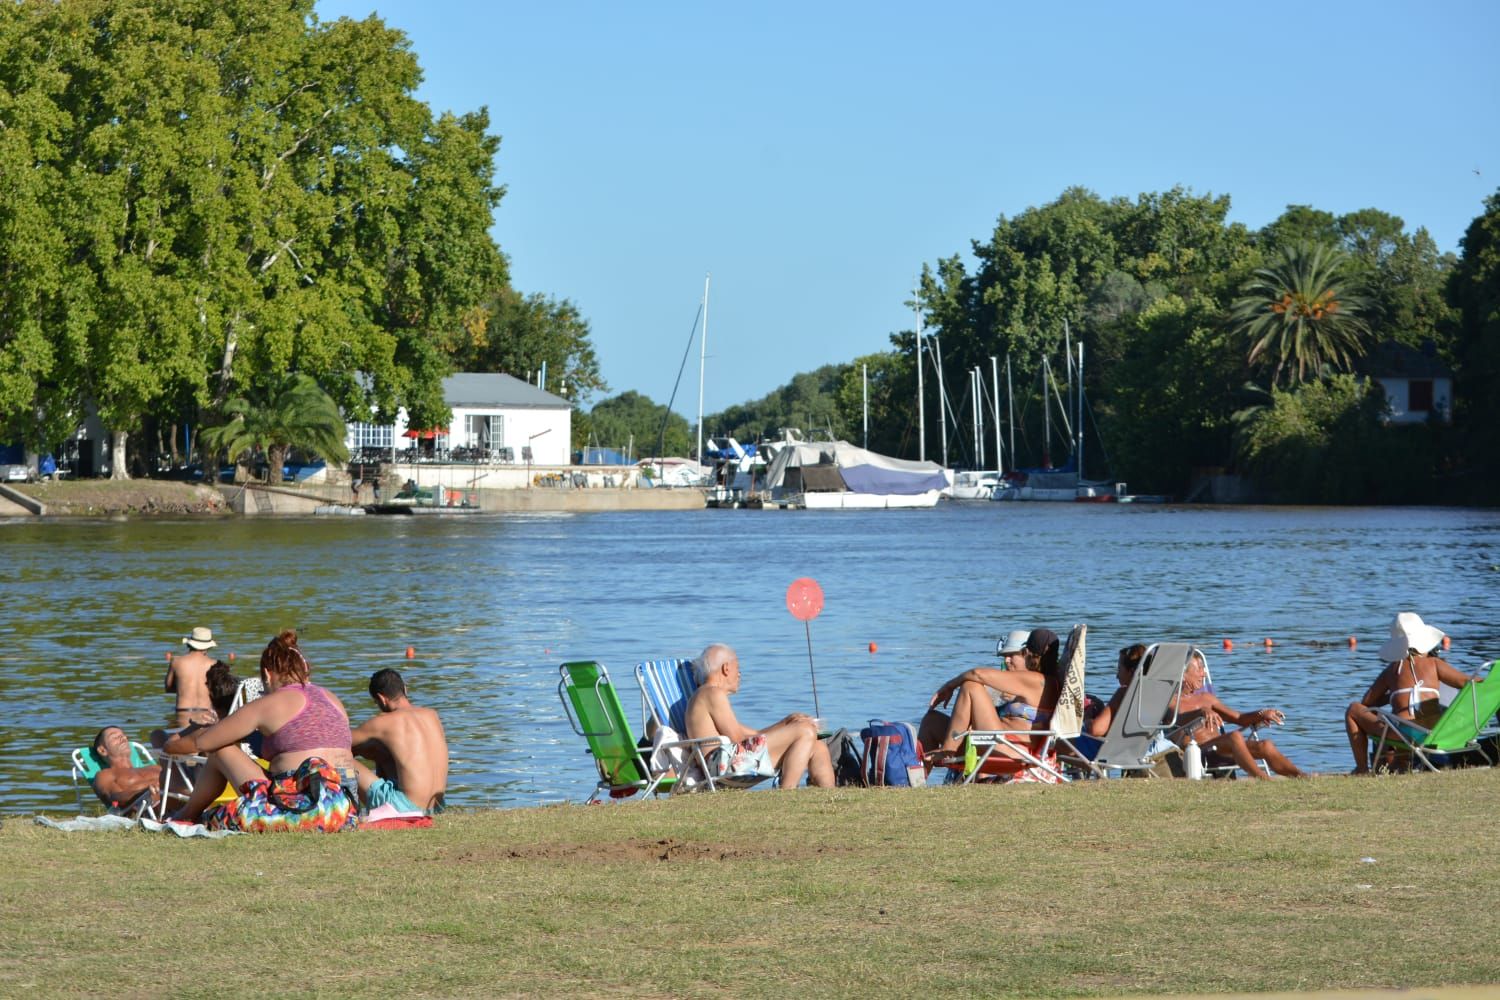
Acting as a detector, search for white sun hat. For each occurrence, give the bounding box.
[1377,612,1445,662]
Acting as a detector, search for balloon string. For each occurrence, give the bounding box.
[805,619,820,718]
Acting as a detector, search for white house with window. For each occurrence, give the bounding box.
[346,372,572,465]
[1363,341,1453,425]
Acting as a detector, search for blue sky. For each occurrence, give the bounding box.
[318,1,1498,416]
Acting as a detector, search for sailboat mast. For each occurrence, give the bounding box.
[1076,341,1085,482]
[933,334,949,469]
[862,363,869,449]
[695,273,710,465]
[915,287,925,462]
[1042,355,1052,468]
[990,356,1002,476]
[1006,355,1015,472]
[971,368,981,467]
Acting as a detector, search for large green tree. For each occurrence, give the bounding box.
[588,391,690,461]
[1229,243,1373,387]
[0,0,509,476]
[449,287,606,404]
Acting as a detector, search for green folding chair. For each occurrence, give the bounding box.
[1372,662,1500,772]
[70,740,157,817]
[558,661,679,802]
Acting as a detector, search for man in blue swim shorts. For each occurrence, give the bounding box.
[350,669,449,814]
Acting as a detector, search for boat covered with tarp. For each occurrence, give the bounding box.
[761,439,950,509]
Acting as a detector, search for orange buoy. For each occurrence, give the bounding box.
[1442,635,1451,650]
[405,646,415,659]
[1347,636,1357,649]
[1221,639,1233,651]
[1263,637,1274,648]
[868,642,878,653]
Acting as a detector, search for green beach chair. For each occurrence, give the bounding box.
[1372,662,1500,772]
[70,740,157,817]
[558,661,681,803]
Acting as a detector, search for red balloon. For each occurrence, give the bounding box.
[785,577,824,622]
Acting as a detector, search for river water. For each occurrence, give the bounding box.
[4,503,1498,813]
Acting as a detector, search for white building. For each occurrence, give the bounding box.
[347,372,572,466]
[1364,341,1453,426]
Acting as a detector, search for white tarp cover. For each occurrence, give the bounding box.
[763,440,951,496]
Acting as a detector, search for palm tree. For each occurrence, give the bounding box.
[1229,243,1373,387]
[200,374,349,483]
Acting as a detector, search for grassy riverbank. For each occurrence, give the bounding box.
[7,770,1500,998]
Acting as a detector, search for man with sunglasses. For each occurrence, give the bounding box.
[350,669,449,814]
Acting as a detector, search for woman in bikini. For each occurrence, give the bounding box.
[1170,650,1303,779]
[919,627,1062,755]
[1345,612,1481,774]
[165,629,358,831]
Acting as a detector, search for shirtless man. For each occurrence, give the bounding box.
[166,627,220,727]
[350,669,449,813]
[1172,650,1304,779]
[89,726,163,811]
[684,643,834,789]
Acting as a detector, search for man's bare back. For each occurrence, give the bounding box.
[166,649,217,726]
[352,676,449,812]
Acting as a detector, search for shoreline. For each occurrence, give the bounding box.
[1,478,707,516]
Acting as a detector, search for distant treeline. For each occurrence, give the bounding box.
[586,187,1500,504]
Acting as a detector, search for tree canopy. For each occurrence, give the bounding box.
[0,0,523,476]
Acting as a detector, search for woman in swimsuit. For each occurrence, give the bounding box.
[1344,613,1480,774]
[919,627,1063,755]
[165,629,358,831]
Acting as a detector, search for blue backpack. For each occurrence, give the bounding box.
[859,719,926,787]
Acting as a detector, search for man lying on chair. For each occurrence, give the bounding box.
[685,643,834,789]
[90,727,163,810]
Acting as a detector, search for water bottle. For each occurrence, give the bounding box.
[1184,740,1204,780]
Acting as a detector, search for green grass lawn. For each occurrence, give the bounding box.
[7,771,1500,998]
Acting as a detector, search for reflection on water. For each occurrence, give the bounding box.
[4,504,1499,812]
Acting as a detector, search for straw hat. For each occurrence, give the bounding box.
[1377,612,1444,662]
[182,626,217,651]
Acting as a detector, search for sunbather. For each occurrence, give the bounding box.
[150,626,221,747]
[88,726,163,810]
[1171,650,1303,779]
[351,669,449,814]
[684,643,834,789]
[1344,612,1482,774]
[1085,643,1147,738]
[918,627,1062,755]
[164,629,357,832]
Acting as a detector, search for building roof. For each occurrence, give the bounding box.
[442,372,571,410]
[1360,340,1453,380]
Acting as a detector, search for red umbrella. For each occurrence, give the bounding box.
[402,427,449,440]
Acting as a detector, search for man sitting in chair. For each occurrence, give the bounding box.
[350,669,449,814]
[684,643,834,789]
[89,726,163,810]
[1171,650,1304,779]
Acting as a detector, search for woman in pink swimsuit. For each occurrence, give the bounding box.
[166,629,358,831]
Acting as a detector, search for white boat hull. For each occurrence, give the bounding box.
[798,490,941,509]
